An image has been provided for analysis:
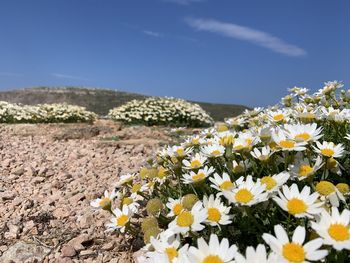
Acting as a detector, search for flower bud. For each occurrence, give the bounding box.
[182,194,199,210]
[146,198,163,216]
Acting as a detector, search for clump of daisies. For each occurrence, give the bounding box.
[93,81,350,262]
[108,97,214,127]
[0,101,97,123]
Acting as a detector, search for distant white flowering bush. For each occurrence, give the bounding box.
[0,101,97,123]
[93,81,350,263]
[108,97,214,127]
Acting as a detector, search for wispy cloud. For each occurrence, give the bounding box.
[0,72,23,77]
[142,30,162,38]
[186,18,306,57]
[162,0,205,5]
[51,73,88,81]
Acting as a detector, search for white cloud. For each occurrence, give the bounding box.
[162,0,205,5]
[51,73,88,81]
[143,30,162,37]
[0,72,23,77]
[186,18,306,57]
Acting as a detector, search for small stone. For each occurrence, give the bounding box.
[61,245,76,258]
[12,167,25,176]
[53,208,71,219]
[67,234,91,251]
[0,242,50,262]
[31,177,45,184]
[57,257,74,263]
[69,193,85,204]
[101,241,115,251]
[79,249,95,257]
[38,167,48,176]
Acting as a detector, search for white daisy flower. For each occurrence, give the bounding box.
[234,244,279,263]
[315,181,346,207]
[201,144,226,158]
[250,146,274,161]
[106,205,133,233]
[148,233,182,263]
[168,201,207,234]
[313,141,345,159]
[311,207,350,251]
[115,173,135,188]
[90,189,118,210]
[223,175,268,206]
[273,184,323,218]
[182,153,207,169]
[203,195,232,226]
[272,129,306,151]
[209,172,235,192]
[182,166,215,184]
[166,198,184,217]
[171,145,193,158]
[289,156,323,180]
[232,160,251,174]
[188,234,238,263]
[258,171,290,193]
[284,123,323,143]
[122,193,142,213]
[268,110,289,123]
[263,225,328,263]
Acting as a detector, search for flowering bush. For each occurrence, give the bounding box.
[108,97,214,127]
[0,101,97,123]
[93,81,350,263]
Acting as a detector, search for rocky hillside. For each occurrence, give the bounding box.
[0,87,249,121]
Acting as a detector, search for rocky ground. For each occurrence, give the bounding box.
[0,120,175,263]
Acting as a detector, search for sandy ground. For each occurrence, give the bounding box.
[0,120,173,263]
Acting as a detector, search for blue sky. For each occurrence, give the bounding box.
[0,0,349,107]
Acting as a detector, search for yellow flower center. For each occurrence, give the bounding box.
[269,141,278,149]
[116,215,129,227]
[235,189,254,204]
[336,183,350,194]
[123,197,133,205]
[99,197,111,208]
[220,181,233,190]
[328,224,350,241]
[192,172,206,182]
[273,114,284,122]
[287,198,307,215]
[279,140,295,149]
[207,208,221,222]
[192,138,200,145]
[132,184,141,193]
[165,247,178,262]
[176,211,194,227]
[316,181,335,196]
[260,176,277,190]
[298,165,314,177]
[326,158,337,169]
[158,167,167,179]
[321,148,335,157]
[211,150,221,156]
[294,133,311,141]
[234,144,244,151]
[173,203,183,216]
[282,243,305,263]
[219,136,234,146]
[190,160,202,168]
[246,138,253,145]
[176,148,185,156]
[203,255,223,263]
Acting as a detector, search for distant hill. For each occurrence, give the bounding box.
[0,87,249,121]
